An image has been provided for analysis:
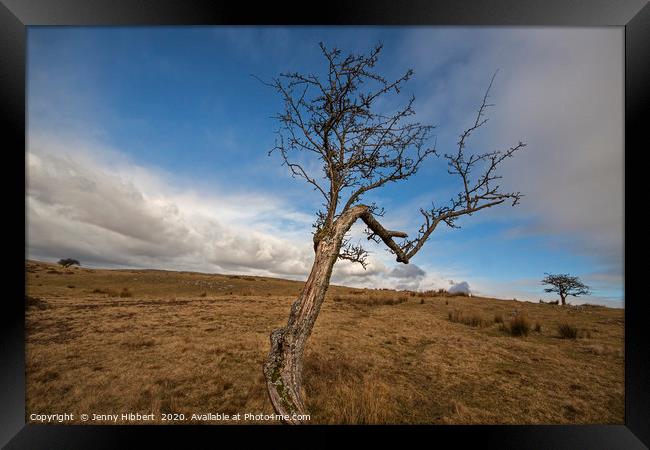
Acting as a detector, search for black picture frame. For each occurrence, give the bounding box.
[2,0,647,447]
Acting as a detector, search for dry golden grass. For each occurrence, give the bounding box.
[448,309,489,327]
[25,260,624,425]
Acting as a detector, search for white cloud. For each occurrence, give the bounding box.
[26,133,317,277]
[448,281,471,295]
[27,132,438,285]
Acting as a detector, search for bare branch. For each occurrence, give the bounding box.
[272,135,329,202]
[264,63,526,266]
[359,211,411,263]
[338,239,369,269]
[381,71,526,262]
[262,42,439,233]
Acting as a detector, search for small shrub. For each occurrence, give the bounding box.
[534,322,542,332]
[382,297,407,306]
[494,314,504,324]
[508,315,531,337]
[558,323,578,339]
[420,299,425,304]
[332,295,407,306]
[467,315,484,327]
[199,292,207,297]
[119,288,132,298]
[67,285,75,289]
[448,310,486,327]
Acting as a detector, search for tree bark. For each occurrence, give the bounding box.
[263,205,369,424]
[560,293,566,305]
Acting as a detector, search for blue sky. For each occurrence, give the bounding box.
[26,26,624,306]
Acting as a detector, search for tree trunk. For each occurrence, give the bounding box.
[263,205,368,424]
[560,294,566,305]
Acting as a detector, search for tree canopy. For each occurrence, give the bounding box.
[264,42,525,268]
[541,273,591,305]
[57,258,80,268]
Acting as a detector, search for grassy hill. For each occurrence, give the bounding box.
[25,260,624,424]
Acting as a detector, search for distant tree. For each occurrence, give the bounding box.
[541,273,591,305]
[58,258,80,268]
[258,42,525,423]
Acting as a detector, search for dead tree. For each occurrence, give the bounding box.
[260,43,525,424]
[541,273,591,305]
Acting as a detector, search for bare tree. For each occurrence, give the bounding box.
[541,273,591,305]
[260,43,526,424]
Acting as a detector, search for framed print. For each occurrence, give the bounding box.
[1,0,648,448]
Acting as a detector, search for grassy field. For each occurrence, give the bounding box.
[25,260,624,424]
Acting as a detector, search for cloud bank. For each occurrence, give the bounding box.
[27,133,313,276]
[26,133,469,292]
[401,27,624,288]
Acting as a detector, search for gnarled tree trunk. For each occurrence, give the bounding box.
[263,205,367,424]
